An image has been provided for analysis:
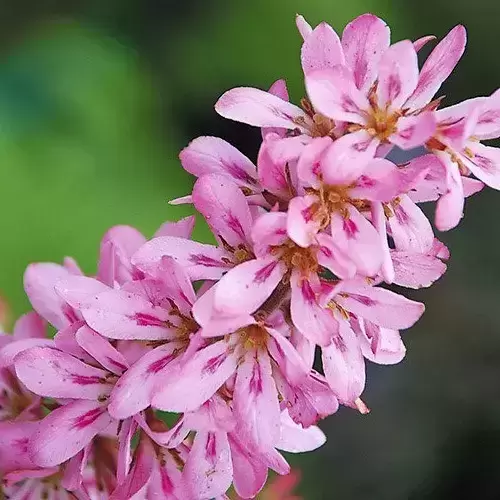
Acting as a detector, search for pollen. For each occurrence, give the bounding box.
[365,106,400,141]
[239,324,269,350]
[363,89,402,141]
[233,245,253,264]
[305,183,356,229]
[327,300,350,320]
[298,97,337,138]
[271,239,319,276]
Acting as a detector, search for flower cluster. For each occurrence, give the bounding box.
[1,12,499,500]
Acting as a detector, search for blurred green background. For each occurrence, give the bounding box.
[1,1,500,498]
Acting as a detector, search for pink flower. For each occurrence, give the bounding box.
[55,257,201,421]
[1,422,118,498]
[147,311,336,447]
[425,91,500,229]
[1,11,497,500]
[0,312,48,423]
[133,175,257,282]
[13,338,128,467]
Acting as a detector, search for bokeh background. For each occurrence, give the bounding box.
[1,1,500,498]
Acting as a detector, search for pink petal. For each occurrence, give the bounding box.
[391,251,446,289]
[192,284,255,336]
[341,13,390,92]
[0,421,39,473]
[267,327,308,386]
[376,40,419,110]
[434,151,465,231]
[134,412,189,448]
[473,92,500,140]
[229,434,268,499]
[147,455,186,499]
[79,288,174,341]
[321,130,378,185]
[117,419,137,483]
[179,136,258,189]
[406,25,467,111]
[154,256,196,314]
[280,370,339,427]
[463,142,500,190]
[463,177,484,197]
[14,346,112,399]
[110,436,154,500]
[152,340,238,413]
[30,400,112,467]
[430,238,450,259]
[234,350,281,452]
[277,410,326,453]
[200,314,255,338]
[291,329,315,369]
[296,136,333,189]
[132,236,231,281]
[98,226,146,286]
[406,153,447,203]
[336,282,425,330]
[413,35,436,52]
[251,211,288,258]
[436,98,482,149]
[287,195,322,248]
[64,256,83,276]
[0,337,54,368]
[256,134,293,199]
[268,79,289,102]
[193,174,253,247]
[24,263,79,329]
[215,87,309,130]
[391,112,436,149]
[213,257,286,316]
[260,448,290,476]
[75,326,129,375]
[388,195,434,253]
[306,66,369,124]
[301,22,344,75]
[61,447,89,491]
[108,343,179,419]
[321,320,365,404]
[13,312,46,340]
[262,79,290,138]
[295,14,313,40]
[153,216,196,239]
[290,272,338,347]
[371,202,395,284]
[54,276,109,312]
[183,394,234,434]
[355,319,406,365]
[351,158,427,202]
[265,135,311,166]
[330,205,383,276]
[54,321,95,364]
[184,431,233,499]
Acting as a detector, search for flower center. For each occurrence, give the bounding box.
[220,240,255,266]
[306,184,369,231]
[238,324,269,350]
[168,306,198,343]
[364,105,400,141]
[295,97,337,138]
[271,239,319,276]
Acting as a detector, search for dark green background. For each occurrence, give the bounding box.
[1,1,500,498]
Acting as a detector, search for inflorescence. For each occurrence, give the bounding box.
[1,12,500,500]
